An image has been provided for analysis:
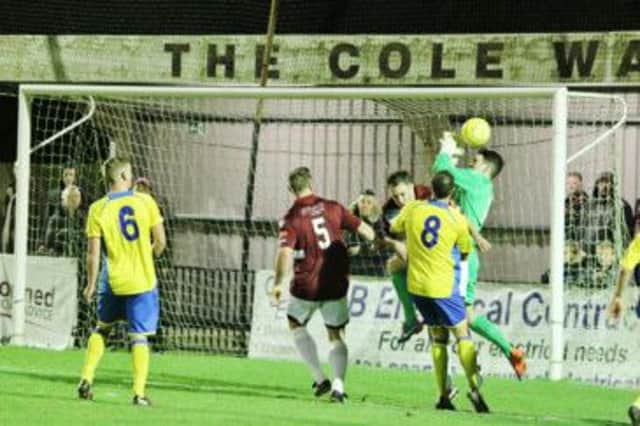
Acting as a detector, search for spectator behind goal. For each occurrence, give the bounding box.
[586,171,633,245]
[585,172,633,279]
[346,189,388,276]
[565,171,589,241]
[541,240,587,287]
[39,184,85,256]
[591,239,617,289]
[1,177,16,253]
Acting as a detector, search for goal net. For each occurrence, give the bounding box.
[11,86,629,382]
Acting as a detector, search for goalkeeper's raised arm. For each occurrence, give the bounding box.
[432,131,475,190]
[432,131,503,231]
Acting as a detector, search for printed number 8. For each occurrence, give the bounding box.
[420,215,441,249]
[119,206,140,241]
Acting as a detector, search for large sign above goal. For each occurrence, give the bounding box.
[250,270,640,388]
[2,32,640,85]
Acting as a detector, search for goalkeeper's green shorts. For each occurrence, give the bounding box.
[465,249,480,305]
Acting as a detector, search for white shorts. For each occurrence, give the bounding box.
[287,296,349,328]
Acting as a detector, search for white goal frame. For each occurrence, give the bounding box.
[15,84,618,381]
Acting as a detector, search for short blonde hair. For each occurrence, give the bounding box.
[103,156,131,186]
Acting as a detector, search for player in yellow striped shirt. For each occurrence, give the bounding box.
[391,170,488,413]
[77,157,166,406]
[608,234,640,425]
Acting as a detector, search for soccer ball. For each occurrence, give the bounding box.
[460,117,491,148]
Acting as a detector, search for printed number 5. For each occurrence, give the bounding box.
[312,217,331,249]
[421,215,441,249]
[119,206,140,241]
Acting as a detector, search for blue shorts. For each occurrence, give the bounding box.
[412,293,466,327]
[97,287,159,335]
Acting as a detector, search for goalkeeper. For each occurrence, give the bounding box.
[432,131,527,379]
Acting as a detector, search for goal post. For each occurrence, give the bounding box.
[11,84,627,381]
[12,87,31,346]
[549,88,568,380]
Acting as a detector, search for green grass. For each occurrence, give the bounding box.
[0,346,634,425]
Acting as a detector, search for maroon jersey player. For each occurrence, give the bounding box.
[271,166,374,403]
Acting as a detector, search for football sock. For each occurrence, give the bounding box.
[292,327,325,383]
[633,394,640,408]
[431,342,448,397]
[470,314,512,357]
[131,335,150,397]
[80,332,105,384]
[328,339,348,393]
[390,271,417,326]
[457,338,480,390]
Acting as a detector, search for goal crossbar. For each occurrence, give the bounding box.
[19,85,561,100]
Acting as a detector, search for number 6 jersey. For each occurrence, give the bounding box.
[86,190,163,295]
[279,194,361,301]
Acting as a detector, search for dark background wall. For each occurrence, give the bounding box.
[0,0,637,35]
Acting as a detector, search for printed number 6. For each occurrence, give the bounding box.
[119,206,140,241]
[420,215,441,249]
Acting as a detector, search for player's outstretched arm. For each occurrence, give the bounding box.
[271,247,293,306]
[385,238,407,262]
[83,237,101,302]
[432,132,476,191]
[608,266,632,319]
[357,221,375,242]
[151,223,167,257]
[468,222,492,253]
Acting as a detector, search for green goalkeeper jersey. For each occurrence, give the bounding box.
[432,153,493,231]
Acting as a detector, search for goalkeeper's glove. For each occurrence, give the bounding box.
[450,145,465,166]
[439,131,466,165]
[438,131,458,156]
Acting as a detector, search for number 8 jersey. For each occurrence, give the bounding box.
[86,190,163,295]
[279,194,361,301]
[390,199,473,299]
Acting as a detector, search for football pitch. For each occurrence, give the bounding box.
[0,347,633,425]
